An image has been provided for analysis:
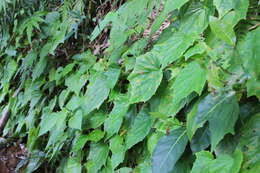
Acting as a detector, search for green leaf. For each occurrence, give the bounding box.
[86,111,106,129]
[187,92,239,150]
[190,150,243,173]
[150,0,189,34]
[90,12,116,41]
[238,27,260,100]
[66,95,82,111]
[125,107,153,149]
[39,110,67,136]
[18,11,45,44]
[2,58,17,84]
[152,127,188,173]
[104,95,129,139]
[171,61,206,101]
[184,42,206,60]
[32,56,47,80]
[65,73,87,95]
[190,126,210,153]
[66,157,82,173]
[179,3,212,35]
[116,167,133,173]
[128,52,163,103]
[209,12,237,46]
[87,130,105,142]
[153,61,205,117]
[58,89,70,108]
[213,0,234,18]
[170,159,192,173]
[246,78,260,100]
[239,113,260,171]
[82,67,120,114]
[213,0,249,19]
[72,129,105,152]
[86,143,109,173]
[109,135,126,169]
[154,32,200,68]
[68,110,83,130]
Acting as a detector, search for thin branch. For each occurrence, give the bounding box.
[0,107,10,134]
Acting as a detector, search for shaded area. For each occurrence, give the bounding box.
[0,138,27,173]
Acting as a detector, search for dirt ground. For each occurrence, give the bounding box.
[0,138,27,173]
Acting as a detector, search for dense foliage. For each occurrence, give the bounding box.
[0,0,260,172]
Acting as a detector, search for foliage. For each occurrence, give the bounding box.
[0,0,260,172]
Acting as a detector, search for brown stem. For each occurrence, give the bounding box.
[0,107,10,134]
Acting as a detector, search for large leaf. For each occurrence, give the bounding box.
[152,127,188,173]
[190,150,243,173]
[151,62,204,118]
[187,92,239,150]
[238,27,260,100]
[128,52,163,103]
[125,107,153,149]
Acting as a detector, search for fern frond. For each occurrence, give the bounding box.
[17,11,46,44]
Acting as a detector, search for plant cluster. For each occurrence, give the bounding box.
[0,0,259,172]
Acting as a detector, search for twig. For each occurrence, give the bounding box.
[0,106,10,134]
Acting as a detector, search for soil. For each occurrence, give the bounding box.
[0,138,28,173]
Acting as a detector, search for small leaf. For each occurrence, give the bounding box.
[109,135,125,169]
[68,110,83,130]
[184,42,206,60]
[152,127,188,173]
[104,95,129,139]
[58,89,70,108]
[73,130,105,152]
[86,111,106,129]
[65,73,87,95]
